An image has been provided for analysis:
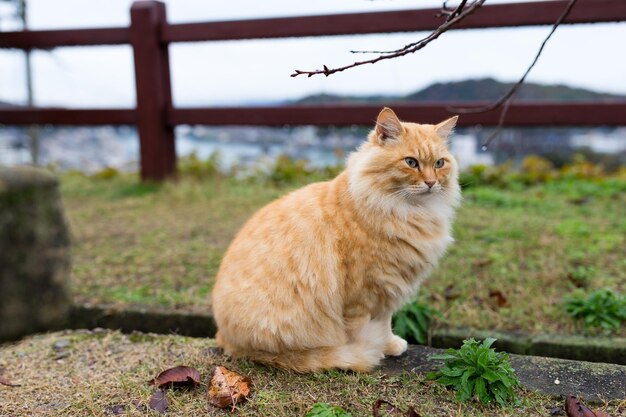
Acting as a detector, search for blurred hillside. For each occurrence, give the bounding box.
[294,78,626,104]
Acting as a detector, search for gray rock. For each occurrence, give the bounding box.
[53,339,71,350]
[0,165,71,341]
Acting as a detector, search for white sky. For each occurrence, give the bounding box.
[0,0,625,107]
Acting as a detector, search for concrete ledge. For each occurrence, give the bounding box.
[530,334,625,365]
[69,305,216,337]
[431,327,626,365]
[431,328,532,355]
[382,345,626,402]
[69,305,626,365]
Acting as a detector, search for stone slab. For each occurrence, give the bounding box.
[381,345,626,401]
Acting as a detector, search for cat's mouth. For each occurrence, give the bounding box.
[403,185,442,197]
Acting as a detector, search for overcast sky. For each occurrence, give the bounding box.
[0,0,625,107]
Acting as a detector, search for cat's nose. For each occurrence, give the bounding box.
[424,180,436,188]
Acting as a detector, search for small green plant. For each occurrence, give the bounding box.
[91,166,120,180]
[179,151,221,179]
[564,289,626,333]
[392,301,439,345]
[427,338,521,406]
[566,265,595,288]
[305,402,352,417]
[267,155,312,185]
[518,155,555,184]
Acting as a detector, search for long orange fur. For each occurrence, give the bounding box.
[212,108,461,372]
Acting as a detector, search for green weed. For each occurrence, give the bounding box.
[305,402,353,417]
[564,289,626,333]
[427,338,521,406]
[393,301,439,345]
[179,151,221,179]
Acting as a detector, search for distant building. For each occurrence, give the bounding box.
[0,129,30,165]
[450,134,494,169]
[570,128,626,154]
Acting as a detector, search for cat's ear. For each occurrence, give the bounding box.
[435,115,458,139]
[375,107,403,145]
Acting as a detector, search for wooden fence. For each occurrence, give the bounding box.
[0,0,625,180]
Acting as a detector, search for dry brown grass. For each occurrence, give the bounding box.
[2,330,623,416]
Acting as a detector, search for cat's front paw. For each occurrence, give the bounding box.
[385,335,408,356]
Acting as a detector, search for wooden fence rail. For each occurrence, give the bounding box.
[0,0,625,180]
[3,102,625,128]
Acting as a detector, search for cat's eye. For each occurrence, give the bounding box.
[434,159,445,168]
[405,157,419,169]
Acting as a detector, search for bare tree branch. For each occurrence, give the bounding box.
[291,0,485,78]
[351,0,471,55]
[291,0,580,151]
[450,0,579,149]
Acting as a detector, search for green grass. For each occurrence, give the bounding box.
[428,179,625,336]
[62,172,291,313]
[2,330,623,416]
[60,172,626,337]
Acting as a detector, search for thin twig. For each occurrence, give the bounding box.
[351,0,470,55]
[451,0,580,148]
[478,93,515,150]
[438,1,457,19]
[291,0,486,78]
[445,0,469,22]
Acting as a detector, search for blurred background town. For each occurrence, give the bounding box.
[1,0,625,173]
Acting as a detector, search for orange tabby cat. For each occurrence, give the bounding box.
[212,108,461,372]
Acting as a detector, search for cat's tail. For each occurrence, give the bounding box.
[235,320,388,373]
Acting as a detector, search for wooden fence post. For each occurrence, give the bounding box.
[130,1,176,181]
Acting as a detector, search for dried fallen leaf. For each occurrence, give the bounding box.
[373,399,421,417]
[149,365,201,389]
[569,196,591,206]
[473,258,493,268]
[148,389,169,414]
[208,366,251,410]
[550,406,565,416]
[406,407,421,417]
[565,395,612,417]
[104,404,127,415]
[443,284,459,301]
[373,399,399,416]
[489,290,509,308]
[0,367,20,387]
[131,399,147,412]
